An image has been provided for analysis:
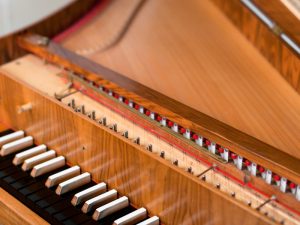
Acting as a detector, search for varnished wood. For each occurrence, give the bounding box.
[18,34,300,186]
[212,0,300,93]
[0,0,99,64]
[3,54,300,217]
[0,188,49,225]
[0,67,274,225]
[2,54,300,217]
[56,0,300,156]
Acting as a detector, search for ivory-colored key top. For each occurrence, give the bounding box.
[113,208,147,225]
[136,216,160,225]
[13,144,47,165]
[56,172,91,195]
[1,136,33,156]
[45,166,80,188]
[31,156,65,177]
[93,196,129,221]
[82,189,118,213]
[0,130,24,148]
[71,182,107,206]
[22,150,56,171]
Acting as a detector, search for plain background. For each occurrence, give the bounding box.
[0,0,73,37]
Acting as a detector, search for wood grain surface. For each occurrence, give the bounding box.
[0,68,275,225]
[0,188,49,225]
[212,0,300,93]
[59,0,300,159]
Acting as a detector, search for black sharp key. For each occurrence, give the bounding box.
[3,169,28,183]
[0,166,19,179]
[62,214,91,225]
[11,176,36,190]
[0,154,14,163]
[36,194,62,209]
[53,208,80,222]
[45,201,72,215]
[27,189,53,202]
[0,157,15,169]
[19,182,45,196]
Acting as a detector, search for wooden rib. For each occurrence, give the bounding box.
[0,70,276,225]
[0,188,49,225]
[17,34,300,186]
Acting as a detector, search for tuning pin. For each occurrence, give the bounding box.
[109,124,117,132]
[172,159,178,166]
[134,137,140,145]
[246,200,252,207]
[88,111,96,120]
[216,183,221,189]
[208,142,216,154]
[251,162,257,176]
[98,117,107,126]
[172,123,178,133]
[68,99,76,109]
[160,151,165,158]
[122,131,129,138]
[146,144,152,152]
[231,192,236,197]
[265,169,272,184]
[280,177,287,192]
[187,167,193,174]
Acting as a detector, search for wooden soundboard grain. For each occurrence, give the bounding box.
[0,188,49,225]
[0,67,274,225]
[60,0,300,158]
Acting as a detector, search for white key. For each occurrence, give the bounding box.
[136,216,160,225]
[93,196,129,221]
[82,189,118,213]
[45,166,80,188]
[13,145,47,166]
[31,156,65,177]
[56,172,90,195]
[71,182,107,206]
[1,136,33,156]
[0,130,24,147]
[22,150,56,171]
[113,208,147,225]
